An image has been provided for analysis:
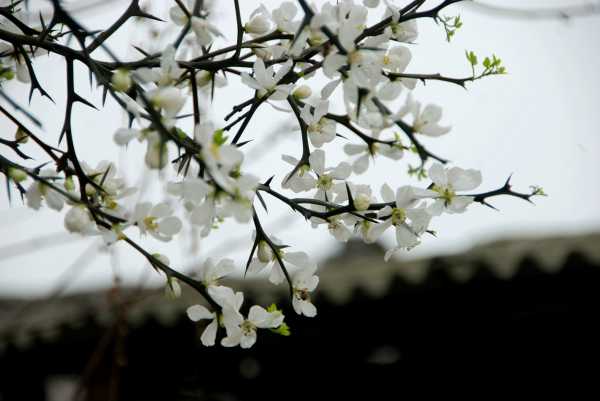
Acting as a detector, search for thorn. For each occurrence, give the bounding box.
[244,239,259,278]
[345,181,354,207]
[256,191,268,213]
[482,200,499,211]
[236,139,253,148]
[73,94,97,110]
[264,175,275,187]
[102,86,109,106]
[132,45,151,57]
[133,10,164,22]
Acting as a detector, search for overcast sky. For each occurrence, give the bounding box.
[1,0,599,297]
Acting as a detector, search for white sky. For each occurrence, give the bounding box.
[1,0,599,297]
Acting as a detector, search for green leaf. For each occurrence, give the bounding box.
[270,322,291,337]
[466,51,478,66]
[213,128,228,146]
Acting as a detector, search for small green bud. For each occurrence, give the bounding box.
[64,176,75,192]
[8,167,27,183]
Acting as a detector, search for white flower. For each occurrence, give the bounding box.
[198,258,235,289]
[191,16,223,46]
[427,163,482,215]
[281,155,317,193]
[148,86,186,118]
[167,177,211,204]
[218,174,259,223]
[300,100,336,148]
[380,46,412,73]
[333,182,374,211]
[399,94,451,137]
[133,202,182,242]
[309,149,352,203]
[80,161,135,218]
[383,3,418,43]
[368,184,435,260]
[25,169,64,211]
[194,123,243,173]
[343,140,403,175]
[190,192,218,237]
[221,304,284,349]
[292,264,319,317]
[158,46,184,87]
[187,286,245,347]
[272,2,298,33]
[248,243,314,286]
[186,304,219,346]
[135,46,183,87]
[241,58,293,100]
[245,6,272,36]
[311,215,353,242]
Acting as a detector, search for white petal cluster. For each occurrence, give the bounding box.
[242,58,294,100]
[133,202,182,242]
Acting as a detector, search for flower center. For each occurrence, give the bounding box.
[348,50,362,65]
[143,216,158,231]
[241,320,256,335]
[433,185,455,203]
[295,288,310,302]
[391,208,406,225]
[317,174,333,190]
[308,121,323,134]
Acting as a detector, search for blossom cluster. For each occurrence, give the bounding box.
[0,0,538,348]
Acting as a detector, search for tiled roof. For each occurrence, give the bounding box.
[1,232,599,350]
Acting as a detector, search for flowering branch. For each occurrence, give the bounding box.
[0,0,548,350]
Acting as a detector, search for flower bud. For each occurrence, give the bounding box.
[113,128,138,146]
[85,183,96,197]
[64,206,92,233]
[111,69,132,92]
[257,240,274,263]
[196,71,212,87]
[354,193,371,211]
[293,85,312,100]
[165,276,181,299]
[64,176,75,192]
[152,253,170,266]
[15,128,28,144]
[244,15,271,35]
[145,140,168,170]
